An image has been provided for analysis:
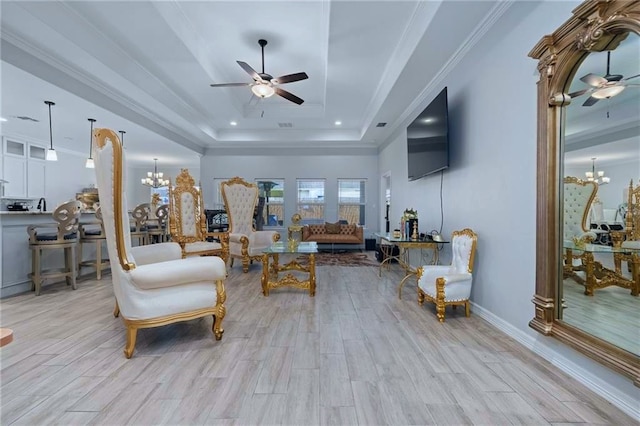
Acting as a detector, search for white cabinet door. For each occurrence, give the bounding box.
[27,160,46,198]
[2,156,27,197]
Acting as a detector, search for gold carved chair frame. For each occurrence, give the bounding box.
[168,169,229,262]
[530,0,640,385]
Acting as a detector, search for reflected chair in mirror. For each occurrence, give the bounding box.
[27,200,82,295]
[168,169,229,262]
[78,206,110,280]
[93,128,227,358]
[147,204,169,244]
[221,177,280,272]
[563,177,598,282]
[130,203,150,246]
[612,179,640,275]
[416,228,477,322]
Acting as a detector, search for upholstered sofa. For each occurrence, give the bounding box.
[301,223,364,246]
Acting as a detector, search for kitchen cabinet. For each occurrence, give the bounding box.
[2,137,46,198]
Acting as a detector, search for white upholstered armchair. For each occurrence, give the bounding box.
[221,177,280,272]
[416,228,477,322]
[93,128,227,358]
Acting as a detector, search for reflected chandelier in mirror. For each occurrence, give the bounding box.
[529,0,640,386]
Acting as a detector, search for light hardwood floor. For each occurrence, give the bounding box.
[1,255,636,425]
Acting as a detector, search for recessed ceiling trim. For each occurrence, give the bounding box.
[358,1,439,138]
[378,0,515,150]
[1,37,206,155]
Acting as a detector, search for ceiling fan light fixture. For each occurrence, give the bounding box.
[592,84,625,99]
[251,83,275,98]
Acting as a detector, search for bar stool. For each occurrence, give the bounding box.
[78,207,110,279]
[147,204,169,243]
[27,200,82,296]
[130,203,150,246]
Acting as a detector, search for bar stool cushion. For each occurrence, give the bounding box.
[35,232,77,241]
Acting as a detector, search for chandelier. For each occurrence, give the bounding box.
[141,158,169,188]
[585,157,610,185]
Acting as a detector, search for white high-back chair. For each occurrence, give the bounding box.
[563,177,598,280]
[563,176,598,244]
[221,177,280,272]
[416,228,477,322]
[93,128,227,358]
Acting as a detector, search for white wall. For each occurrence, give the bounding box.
[45,149,97,209]
[380,0,639,413]
[200,149,378,237]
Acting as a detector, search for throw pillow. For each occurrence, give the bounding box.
[325,221,342,234]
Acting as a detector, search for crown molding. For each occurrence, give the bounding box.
[379,1,515,151]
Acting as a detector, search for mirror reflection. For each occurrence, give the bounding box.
[561,33,640,355]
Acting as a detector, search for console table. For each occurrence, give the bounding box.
[375,233,448,299]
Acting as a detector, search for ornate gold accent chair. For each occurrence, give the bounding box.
[416,228,477,322]
[563,177,598,280]
[93,129,227,358]
[221,177,280,272]
[27,200,82,295]
[130,203,150,246]
[168,169,229,262]
[612,179,640,274]
[147,204,169,244]
[78,206,110,280]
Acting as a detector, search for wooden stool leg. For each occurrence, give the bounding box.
[77,240,84,275]
[33,247,41,295]
[96,240,102,280]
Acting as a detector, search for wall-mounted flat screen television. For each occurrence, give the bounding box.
[407,87,449,181]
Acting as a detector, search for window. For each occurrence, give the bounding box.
[297,179,325,223]
[213,178,229,210]
[256,179,284,227]
[338,179,366,225]
[151,187,170,205]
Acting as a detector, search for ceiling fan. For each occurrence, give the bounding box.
[210,39,308,105]
[569,51,640,106]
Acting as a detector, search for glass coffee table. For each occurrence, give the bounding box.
[261,241,318,297]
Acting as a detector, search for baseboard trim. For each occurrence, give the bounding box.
[471,302,640,421]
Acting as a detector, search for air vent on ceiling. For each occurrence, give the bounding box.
[376,122,387,127]
[16,116,39,122]
[278,122,293,128]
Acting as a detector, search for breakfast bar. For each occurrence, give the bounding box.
[0,211,98,297]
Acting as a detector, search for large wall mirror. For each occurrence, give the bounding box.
[530,0,640,385]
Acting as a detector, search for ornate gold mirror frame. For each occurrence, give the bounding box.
[529,0,639,386]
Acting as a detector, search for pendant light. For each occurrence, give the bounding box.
[44,101,57,161]
[118,130,126,149]
[141,158,170,188]
[85,118,96,168]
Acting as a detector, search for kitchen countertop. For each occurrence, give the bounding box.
[0,210,97,215]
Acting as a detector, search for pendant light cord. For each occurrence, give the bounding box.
[88,119,96,159]
[47,102,54,149]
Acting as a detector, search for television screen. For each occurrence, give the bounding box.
[407,87,449,181]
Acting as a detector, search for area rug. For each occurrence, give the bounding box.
[297,251,379,267]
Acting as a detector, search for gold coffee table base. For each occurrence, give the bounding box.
[261,253,316,296]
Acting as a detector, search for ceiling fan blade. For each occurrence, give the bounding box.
[568,88,589,98]
[580,73,607,87]
[210,82,251,87]
[272,72,309,85]
[582,96,600,107]
[237,61,261,81]
[275,87,304,105]
[623,73,640,81]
